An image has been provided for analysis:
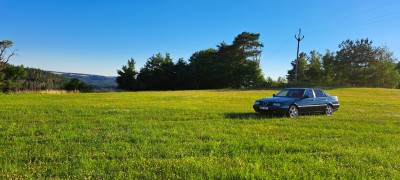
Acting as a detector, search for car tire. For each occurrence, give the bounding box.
[288,105,298,118]
[326,104,333,116]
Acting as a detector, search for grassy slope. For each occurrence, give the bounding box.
[0,88,399,178]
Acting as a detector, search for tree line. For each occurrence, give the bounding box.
[117,32,265,91]
[287,39,400,88]
[118,33,400,91]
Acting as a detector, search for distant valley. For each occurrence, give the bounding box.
[49,71,117,90]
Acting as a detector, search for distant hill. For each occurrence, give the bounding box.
[49,71,117,90]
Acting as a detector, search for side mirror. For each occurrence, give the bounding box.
[273,94,276,97]
[302,95,309,99]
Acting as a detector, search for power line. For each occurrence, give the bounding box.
[304,1,400,31]
[306,11,400,35]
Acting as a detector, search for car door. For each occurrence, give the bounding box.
[297,89,316,113]
[314,89,328,112]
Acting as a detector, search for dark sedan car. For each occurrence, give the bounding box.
[253,88,339,118]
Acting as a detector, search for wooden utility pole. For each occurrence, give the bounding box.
[294,28,304,83]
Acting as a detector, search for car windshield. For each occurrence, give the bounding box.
[275,89,305,98]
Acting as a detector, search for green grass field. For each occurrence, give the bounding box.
[0,88,399,178]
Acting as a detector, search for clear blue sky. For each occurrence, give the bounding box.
[2,0,399,79]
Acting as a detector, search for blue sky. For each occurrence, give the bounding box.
[2,0,400,79]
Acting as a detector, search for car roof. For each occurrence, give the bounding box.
[285,88,323,90]
[284,88,308,90]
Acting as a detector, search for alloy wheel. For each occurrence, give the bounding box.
[288,105,298,118]
[326,105,333,116]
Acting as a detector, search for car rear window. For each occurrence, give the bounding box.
[304,89,314,98]
[314,89,326,97]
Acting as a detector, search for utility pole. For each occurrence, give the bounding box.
[294,28,304,83]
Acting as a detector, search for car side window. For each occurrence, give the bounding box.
[314,89,326,97]
[304,89,314,98]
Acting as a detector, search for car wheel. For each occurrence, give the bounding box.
[326,104,333,116]
[288,105,298,118]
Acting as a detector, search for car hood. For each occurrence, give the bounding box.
[257,97,296,103]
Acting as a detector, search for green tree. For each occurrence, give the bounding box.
[137,53,174,90]
[24,67,69,91]
[287,52,308,83]
[0,64,27,92]
[276,76,287,84]
[322,50,335,83]
[64,78,94,92]
[189,48,218,89]
[214,42,233,88]
[397,62,400,88]
[335,39,375,86]
[333,39,400,87]
[368,60,400,88]
[238,60,265,88]
[116,58,141,91]
[172,58,191,90]
[285,38,399,88]
[265,76,274,87]
[0,40,16,72]
[231,32,263,62]
[306,50,323,82]
[215,32,265,88]
[128,32,267,90]
[231,32,264,88]
[367,47,400,88]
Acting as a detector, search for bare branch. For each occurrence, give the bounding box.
[5,49,17,64]
[0,40,17,72]
[0,46,6,59]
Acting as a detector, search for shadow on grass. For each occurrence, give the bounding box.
[224,112,285,120]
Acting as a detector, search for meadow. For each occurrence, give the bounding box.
[0,88,399,178]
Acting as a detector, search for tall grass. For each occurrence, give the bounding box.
[0,88,399,178]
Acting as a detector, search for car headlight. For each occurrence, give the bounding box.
[272,103,281,106]
[254,101,260,105]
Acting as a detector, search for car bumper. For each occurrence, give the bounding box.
[253,105,288,114]
[332,104,340,111]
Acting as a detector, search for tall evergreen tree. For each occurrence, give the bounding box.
[172,58,191,90]
[322,50,335,83]
[215,32,265,88]
[116,58,140,91]
[137,53,174,90]
[306,50,323,82]
[231,32,263,62]
[335,39,375,86]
